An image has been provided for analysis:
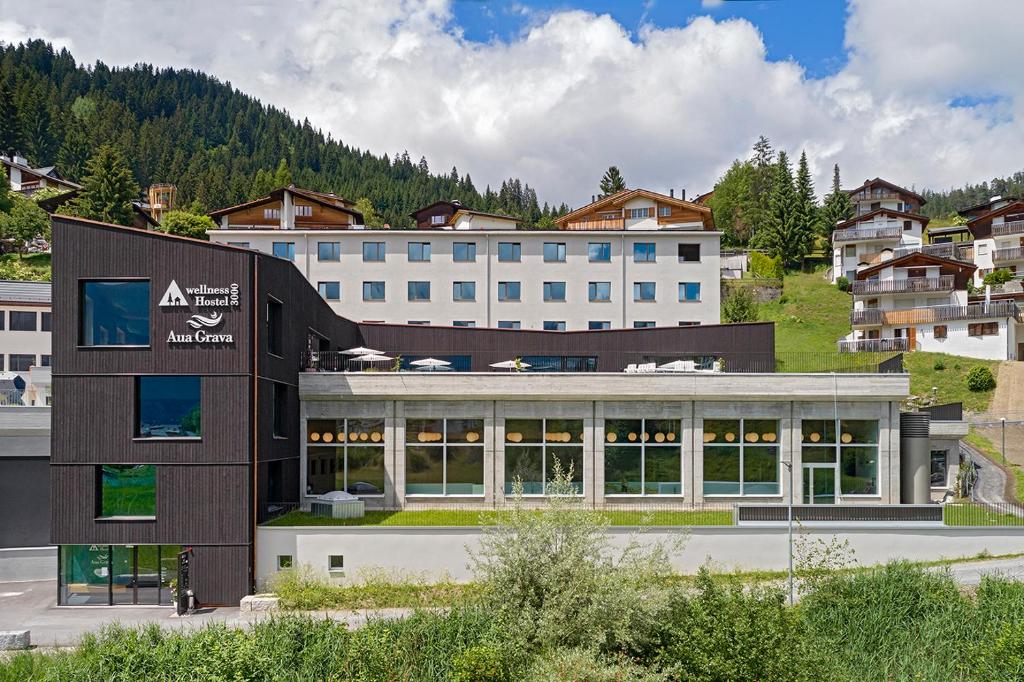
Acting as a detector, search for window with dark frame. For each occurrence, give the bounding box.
[317,242,341,261]
[678,244,700,262]
[318,282,340,300]
[968,322,998,337]
[9,354,34,372]
[272,382,287,437]
[543,281,566,302]
[543,242,566,262]
[407,281,431,301]
[10,311,36,331]
[97,464,156,518]
[497,281,521,301]
[80,280,151,346]
[267,298,283,355]
[453,242,477,262]
[136,376,201,438]
[40,311,51,331]
[362,242,386,262]
[934,325,947,339]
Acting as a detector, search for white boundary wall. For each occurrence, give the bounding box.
[256,526,1024,587]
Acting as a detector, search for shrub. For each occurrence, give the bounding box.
[750,251,784,280]
[452,644,511,682]
[835,275,850,292]
[933,360,945,371]
[967,366,996,392]
[526,648,668,681]
[983,268,1014,286]
[721,286,758,323]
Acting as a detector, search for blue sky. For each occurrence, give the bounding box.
[452,0,849,78]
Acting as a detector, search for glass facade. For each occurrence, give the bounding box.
[59,544,180,606]
[80,280,150,346]
[307,418,386,496]
[703,419,780,496]
[406,418,484,495]
[604,419,682,495]
[504,418,584,495]
[136,376,201,438]
[98,464,157,518]
[800,419,879,496]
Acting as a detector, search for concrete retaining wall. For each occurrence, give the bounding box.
[256,525,1024,587]
[0,546,56,583]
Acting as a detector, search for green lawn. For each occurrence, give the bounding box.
[943,502,1024,526]
[265,508,734,527]
[905,353,999,413]
[0,252,51,281]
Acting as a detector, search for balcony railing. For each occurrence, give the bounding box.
[851,191,908,203]
[837,338,910,353]
[833,225,903,242]
[994,247,1024,263]
[851,301,1020,326]
[0,389,26,406]
[851,275,954,295]
[892,243,972,261]
[562,217,625,230]
[993,220,1024,237]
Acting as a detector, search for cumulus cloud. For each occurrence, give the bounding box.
[1,0,1023,203]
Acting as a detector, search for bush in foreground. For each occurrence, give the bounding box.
[966,365,996,392]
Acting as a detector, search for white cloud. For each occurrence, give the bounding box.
[1,0,1023,204]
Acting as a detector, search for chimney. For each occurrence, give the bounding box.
[669,189,674,198]
[681,188,686,201]
[591,194,596,203]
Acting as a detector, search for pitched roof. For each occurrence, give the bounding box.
[208,186,363,221]
[844,177,925,204]
[1,157,81,190]
[0,280,51,305]
[854,251,975,280]
[410,200,518,225]
[965,199,1024,226]
[834,208,930,230]
[956,195,1018,217]
[35,190,159,228]
[554,188,714,228]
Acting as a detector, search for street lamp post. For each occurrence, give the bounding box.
[1002,418,1007,466]
[782,460,794,605]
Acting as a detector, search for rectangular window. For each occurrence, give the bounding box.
[452,320,476,327]
[41,311,52,331]
[363,281,386,301]
[136,376,201,438]
[629,207,652,219]
[497,320,521,329]
[543,242,566,262]
[605,418,682,495]
[272,382,287,437]
[497,281,521,301]
[9,311,36,331]
[430,214,446,225]
[0,311,5,330]
[633,242,656,262]
[633,321,656,329]
[307,418,386,496]
[678,244,700,262]
[227,241,250,248]
[267,298,283,356]
[405,418,485,496]
[408,320,430,325]
[453,281,476,301]
[329,555,344,571]
[408,242,431,262]
[589,321,611,330]
[934,325,947,339]
[800,419,878,496]
[362,242,386,262]
[589,242,611,262]
[80,281,150,346]
[633,282,656,301]
[703,419,780,496]
[930,450,948,488]
[904,220,912,231]
[678,321,699,327]
[589,282,611,302]
[9,354,34,371]
[543,321,566,331]
[659,206,672,217]
[679,282,701,302]
[263,208,281,220]
[295,204,312,217]
[543,281,566,302]
[98,464,156,518]
[317,282,340,301]
[407,281,431,301]
[844,245,856,257]
[40,354,51,367]
[317,242,341,261]
[272,242,295,261]
[453,242,476,262]
[497,242,521,262]
[504,418,584,495]
[968,322,999,336]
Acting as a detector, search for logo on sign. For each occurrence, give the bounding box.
[165,280,239,345]
[159,280,188,307]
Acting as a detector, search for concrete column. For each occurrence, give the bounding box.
[494,402,507,505]
[780,412,795,504]
[682,402,694,507]
[299,403,309,508]
[483,401,496,504]
[392,401,406,507]
[590,401,603,506]
[692,410,705,505]
[384,400,398,508]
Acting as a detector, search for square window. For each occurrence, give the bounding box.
[678,244,700,262]
[543,321,565,331]
[408,281,431,301]
[318,242,341,261]
[453,281,476,301]
[408,242,431,262]
[498,242,521,262]
[362,242,386,262]
[588,242,611,262]
[633,282,656,301]
[633,243,656,262]
[328,555,344,571]
[40,354,51,367]
[363,281,386,301]
[497,320,521,329]
[498,281,521,301]
[277,555,293,570]
[659,205,672,217]
[934,325,947,339]
[679,282,701,302]
[453,242,476,262]
[430,214,446,225]
[589,321,610,330]
[137,376,201,438]
[272,242,295,261]
[543,282,566,302]
[543,242,566,262]
[318,282,340,300]
[589,282,611,302]
[80,281,150,346]
[98,464,156,518]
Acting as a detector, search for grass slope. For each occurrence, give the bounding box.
[0,253,51,281]
[266,508,733,527]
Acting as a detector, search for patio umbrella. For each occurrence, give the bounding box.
[348,353,393,371]
[342,346,382,356]
[410,358,452,371]
[489,359,531,371]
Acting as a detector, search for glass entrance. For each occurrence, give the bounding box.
[59,545,181,605]
[802,465,836,504]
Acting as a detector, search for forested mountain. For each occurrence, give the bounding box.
[920,172,1024,220]
[0,40,568,227]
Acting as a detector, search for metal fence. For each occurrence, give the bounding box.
[943,502,1024,526]
[921,402,964,422]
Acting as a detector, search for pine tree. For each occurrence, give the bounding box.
[748,135,776,243]
[821,164,854,234]
[64,145,140,226]
[272,158,292,187]
[794,151,820,239]
[752,151,810,267]
[599,166,626,197]
[0,80,23,157]
[0,166,11,213]
[56,120,91,182]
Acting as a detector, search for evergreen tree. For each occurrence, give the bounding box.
[752,151,809,267]
[272,158,292,187]
[56,120,91,182]
[64,145,140,226]
[748,135,775,243]
[821,164,854,233]
[0,166,11,213]
[794,151,820,238]
[0,80,22,157]
[599,166,626,197]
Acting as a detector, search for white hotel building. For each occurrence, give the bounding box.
[207,186,722,330]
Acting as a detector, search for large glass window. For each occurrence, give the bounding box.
[931,450,948,488]
[307,418,386,496]
[408,281,431,301]
[272,242,295,261]
[497,281,521,301]
[800,419,878,496]
[9,311,36,331]
[589,242,611,262]
[543,281,566,301]
[406,418,484,495]
[318,242,341,261]
[453,242,476,262]
[605,419,682,495]
[589,282,611,302]
[505,418,584,495]
[703,419,780,496]
[136,376,200,438]
[633,242,656,262]
[60,544,180,606]
[80,281,150,346]
[98,464,157,518]
[543,321,566,331]
[497,242,521,262]
[408,242,431,262]
[362,242,386,262]
[543,242,566,262]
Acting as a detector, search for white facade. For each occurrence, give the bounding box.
[970,207,1024,285]
[0,282,52,400]
[209,228,722,329]
[831,212,925,284]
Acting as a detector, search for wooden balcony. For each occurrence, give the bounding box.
[993,220,1024,237]
[851,301,1020,327]
[838,338,911,353]
[833,225,903,243]
[562,217,625,230]
[993,246,1024,263]
[851,275,954,295]
[892,243,972,261]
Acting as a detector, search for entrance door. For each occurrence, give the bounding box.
[907,327,917,351]
[1017,343,1024,361]
[802,465,836,504]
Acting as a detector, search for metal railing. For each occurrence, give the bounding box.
[994,246,1024,263]
[837,337,910,353]
[943,502,1024,526]
[851,275,954,295]
[0,389,26,406]
[993,220,1024,237]
[851,301,1020,326]
[920,402,963,422]
[738,504,942,523]
[833,225,903,242]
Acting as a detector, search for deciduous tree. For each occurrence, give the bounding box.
[159,209,215,239]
